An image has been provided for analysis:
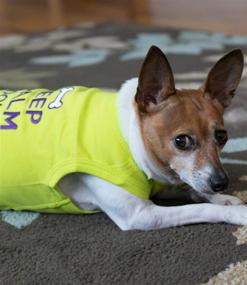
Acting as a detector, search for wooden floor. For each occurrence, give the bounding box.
[0,0,247,35]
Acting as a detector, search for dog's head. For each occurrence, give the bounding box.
[135,46,244,194]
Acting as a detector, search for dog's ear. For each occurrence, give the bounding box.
[135,45,176,113]
[203,49,244,109]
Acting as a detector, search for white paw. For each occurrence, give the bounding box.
[223,195,245,206]
[209,194,245,206]
[224,205,247,226]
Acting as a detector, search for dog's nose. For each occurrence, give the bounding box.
[210,170,229,192]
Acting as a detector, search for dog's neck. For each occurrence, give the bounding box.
[118,78,173,183]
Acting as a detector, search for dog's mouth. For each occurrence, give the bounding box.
[182,177,222,195]
[165,166,224,196]
[164,166,184,185]
[170,168,209,193]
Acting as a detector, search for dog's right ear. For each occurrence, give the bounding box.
[203,49,244,109]
[135,46,176,113]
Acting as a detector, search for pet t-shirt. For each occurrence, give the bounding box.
[0,87,165,213]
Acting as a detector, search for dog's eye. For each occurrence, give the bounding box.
[174,135,194,150]
[215,130,228,146]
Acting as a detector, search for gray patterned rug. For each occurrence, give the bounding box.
[0,22,247,285]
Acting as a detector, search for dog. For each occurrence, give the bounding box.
[1,46,247,230]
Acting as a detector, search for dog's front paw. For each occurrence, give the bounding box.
[224,205,247,226]
[209,194,245,206]
[224,197,245,206]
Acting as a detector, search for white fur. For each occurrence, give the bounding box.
[58,79,247,231]
[200,193,245,205]
[118,78,173,182]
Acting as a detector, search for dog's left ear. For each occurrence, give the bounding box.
[203,49,244,109]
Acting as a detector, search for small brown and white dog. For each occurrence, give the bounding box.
[59,46,247,230]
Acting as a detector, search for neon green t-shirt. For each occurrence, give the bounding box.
[0,86,166,213]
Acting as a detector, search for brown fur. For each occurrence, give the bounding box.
[140,90,224,173]
[135,46,244,192]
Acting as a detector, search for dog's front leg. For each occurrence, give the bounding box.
[76,175,247,230]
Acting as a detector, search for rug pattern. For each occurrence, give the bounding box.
[0,22,247,284]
